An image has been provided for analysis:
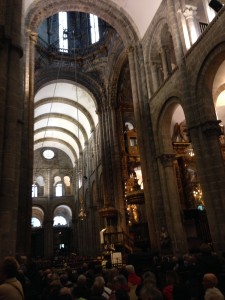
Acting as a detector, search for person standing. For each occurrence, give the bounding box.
[0,256,24,300]
[202,273,224,300]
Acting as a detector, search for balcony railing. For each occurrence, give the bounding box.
[199,22,208,33]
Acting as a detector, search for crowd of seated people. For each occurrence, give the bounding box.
[0,243,225,299]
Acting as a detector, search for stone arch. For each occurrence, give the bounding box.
[53,204,73,226]
[35,97,96,130]
[195,42,225,124]
[149,20,166,58]
[160,23,176,71]
[24,0,140,47]
[157,97,185,153]
[146,18,170,92]
[35,69,104,110]
[143,0,167,58]
[34,127,82,154]
[108,49,128,108]
[32,206,45,226]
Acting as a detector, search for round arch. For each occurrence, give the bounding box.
[53,205,73,226]
[195,42,225,124]
[32,206,45,226]
[157,97,184,153]
[24,0,140,47]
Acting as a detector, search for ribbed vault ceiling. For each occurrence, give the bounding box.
[34,81,98,166]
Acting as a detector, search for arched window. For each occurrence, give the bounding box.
[32,184,38,197]
[53,216,67,226]
[64,176,71,195]
[31,206,44,228]
[31,217,41,228]
[55,183,63,197]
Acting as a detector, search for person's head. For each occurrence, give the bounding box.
[113,274,128,287]
[94,276,105,287]
[142,271,157,287]
[0,256,19,281]
[91,276,105,296]
[125,264,135,274]
[140,284,163,300]
[77,274,87,286]
[204,287,224,300]
[202,273,218,290]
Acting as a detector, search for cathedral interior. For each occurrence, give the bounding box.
[1,0,225,261]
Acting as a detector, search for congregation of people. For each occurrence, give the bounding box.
[0,243,225,300]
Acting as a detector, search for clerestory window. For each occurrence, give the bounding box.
[90,14,99,44]
[59,12,68,52]
[32,184,38,197]
[56,183,63,197]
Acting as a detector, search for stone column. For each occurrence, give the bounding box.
[202,0,216,22]
[151,61,160,92]
[98,107,112,208]
[183,5,200,45]
[110,105,127,232]
[0,0,24,259]
[160,47,170,79]
[189,120,225,252]
[98,105,120,237]
[127,46,159,252]
[167,0,185,64]
[159,154,188,254]
[44,218,53,258]
[16,30,38,256]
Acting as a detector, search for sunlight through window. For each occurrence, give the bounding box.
[32,184,38,197]
[59,12,68,52]
[54,216,67,226]
[56,183,63,196]
[90,14,99,44]
[31,217,41,227]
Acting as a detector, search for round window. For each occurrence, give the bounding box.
[43,149,55,160]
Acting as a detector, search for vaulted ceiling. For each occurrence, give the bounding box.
[34,81,98,166]
[29,0,162,166]
[24,0,161,38]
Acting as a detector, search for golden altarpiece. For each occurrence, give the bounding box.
[171,121,225,251]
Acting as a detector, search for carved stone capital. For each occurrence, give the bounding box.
[30,32,38,44]
[183,5,197,18]
[126,46,134,54]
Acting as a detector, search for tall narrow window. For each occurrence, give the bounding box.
[56,183,63,196]
[59,12,68,52]
[90,14,99,44]
[32,184,38,197]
